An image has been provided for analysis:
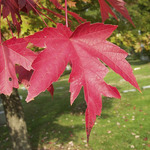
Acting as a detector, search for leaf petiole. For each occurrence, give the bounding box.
[65,0,68,27]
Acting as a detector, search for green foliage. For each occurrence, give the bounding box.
[110,32,150,55]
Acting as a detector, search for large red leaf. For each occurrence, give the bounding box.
[0,37,36,95]
[98,0,134,26]
[26,22,139,140]
[26,24,72,100]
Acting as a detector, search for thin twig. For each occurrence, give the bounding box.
[26,0,49,27]
[6,17,14,38]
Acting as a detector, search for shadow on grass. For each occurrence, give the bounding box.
[21,90,84,149]
[71,97,114,118]
[25,87,116,149]
[0,81,117,150]
[127,59,149,66]
[30,122,82,150]
[71,88,115,120]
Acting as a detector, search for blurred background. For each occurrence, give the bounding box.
[0,0,150,149]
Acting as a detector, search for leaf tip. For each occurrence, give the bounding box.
[70,97,74,106]
[87,135,89,144]
[26,96,34,103]
[138,88,142,94]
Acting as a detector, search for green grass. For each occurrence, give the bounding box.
[0,59,150,150]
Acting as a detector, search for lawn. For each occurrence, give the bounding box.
[0,59,150,150]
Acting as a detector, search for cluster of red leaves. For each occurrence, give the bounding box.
[1,0,85,33]
[50,0,134,25]
[1,0,134,34]
[98,0,135,26]
[0,0,139,142]
[49,0,86,23]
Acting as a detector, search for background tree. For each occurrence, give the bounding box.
[0,0,143,149]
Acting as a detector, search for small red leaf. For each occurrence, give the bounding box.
[144,137,148,141]
[16,66,54,96]
[1,0,37,33]
[18,0,36,13]
[2,0,21,32]
[98,0,134,26]
[0,37,36,95]
[15,66,33,88]
[47,84,54,97]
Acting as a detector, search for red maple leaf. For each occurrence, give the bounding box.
[0,37,36,95]
[47,84,54,97]
[98,0,134,26]
[26,22,139,141]
[15,65,33,88]
[18,0,36,13]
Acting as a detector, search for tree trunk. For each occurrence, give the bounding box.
[0,88,31,150]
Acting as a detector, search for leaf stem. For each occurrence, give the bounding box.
[26,0,48,27]
[38,10,56,24]
[65,0,68,27]
[6,17,14,38]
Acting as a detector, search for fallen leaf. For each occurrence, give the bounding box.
[144,137,148,141]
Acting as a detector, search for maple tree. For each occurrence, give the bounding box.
[0,0,140,149]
